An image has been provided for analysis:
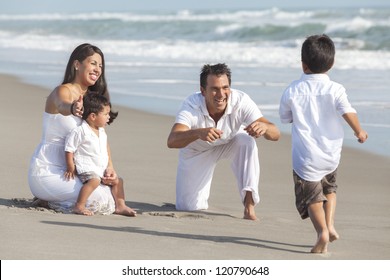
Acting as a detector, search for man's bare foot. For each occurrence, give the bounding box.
[115,205,137,217]
[311,232,329,253]
[244,207,258,220]
[73,205,94,216]
[243,191,258,220]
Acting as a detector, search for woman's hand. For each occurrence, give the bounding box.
[71,95,84,117]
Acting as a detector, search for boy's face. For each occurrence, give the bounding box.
[93,105,111,128]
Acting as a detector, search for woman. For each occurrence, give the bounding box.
[28,43,136,216]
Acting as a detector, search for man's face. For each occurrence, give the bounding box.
[201,74,231,117]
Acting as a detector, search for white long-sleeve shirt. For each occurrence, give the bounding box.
[279,73,356,181]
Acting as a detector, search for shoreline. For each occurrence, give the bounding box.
[1,73,389,260]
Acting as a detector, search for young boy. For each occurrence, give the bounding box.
[64,93,136,217]
[279,34,368,253]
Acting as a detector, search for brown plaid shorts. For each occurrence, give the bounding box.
[78,171,101,184]
[293,169,338,219]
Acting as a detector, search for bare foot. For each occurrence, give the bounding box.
[31,197,49,208]
[115,205,137,217]
[244,207,258,220]
[329,228,340,242]
[73,205,94,216]
[311,231,329,254]
[243,191,258,220]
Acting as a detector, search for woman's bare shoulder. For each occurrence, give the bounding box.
[45,84,73,113]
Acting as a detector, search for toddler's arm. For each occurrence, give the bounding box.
[342,112,368,143]
[64,151,76,180]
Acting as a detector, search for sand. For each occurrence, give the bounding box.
[1,73,390,261]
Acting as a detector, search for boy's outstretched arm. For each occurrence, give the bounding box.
[342,112,368,143]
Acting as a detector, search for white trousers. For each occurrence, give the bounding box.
[175,133,260,211]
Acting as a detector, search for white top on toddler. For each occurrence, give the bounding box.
[65,120,109,178]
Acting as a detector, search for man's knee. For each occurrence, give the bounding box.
[175,198,208,211]
[233,133,257,150]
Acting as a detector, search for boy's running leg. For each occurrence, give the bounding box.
[308,201,329,253]
[324,192,339,242]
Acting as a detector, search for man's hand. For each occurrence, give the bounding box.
[244,117,280,141]
[167,123,223,148]
[199,127,223,142]
[244,121,268,138]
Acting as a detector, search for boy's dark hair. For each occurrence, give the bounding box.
[301,34,335,74]
[82,92,118,122]
[200,63,231,88]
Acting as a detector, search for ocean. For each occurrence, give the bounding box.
[0,7,389,157]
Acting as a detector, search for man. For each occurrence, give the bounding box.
[167,63,280,220]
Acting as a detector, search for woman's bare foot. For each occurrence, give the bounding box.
[31,197,49,208]
[311,231,329,253]
[115,205,137,217]
[73,205,94,216]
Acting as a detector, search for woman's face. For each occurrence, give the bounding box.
[75,52,103,87]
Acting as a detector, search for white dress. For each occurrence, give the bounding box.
[28,112,115,214]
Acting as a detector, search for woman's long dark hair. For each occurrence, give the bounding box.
[63,43,117,123]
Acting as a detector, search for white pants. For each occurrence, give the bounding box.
[175,133,260,211]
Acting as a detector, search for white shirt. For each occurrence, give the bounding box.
[64,120,109,177]
[279,73,357,181]
[175,89,263,150]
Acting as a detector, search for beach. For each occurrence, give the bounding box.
[1,7,390,157]
[1,73,389,261]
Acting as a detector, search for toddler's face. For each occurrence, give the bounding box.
[95,105,111,127]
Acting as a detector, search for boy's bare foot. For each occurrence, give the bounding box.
[73,205,94,216]
[311,231,329,253]
[329,229,340,242]
[115,205,137,217]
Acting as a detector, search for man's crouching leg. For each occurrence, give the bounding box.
[175,149,216,211]
[244,191,258,220]
[229,133,260,221]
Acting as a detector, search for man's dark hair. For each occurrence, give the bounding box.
[301,34,335,73]
[82,92,117,121]
[200,63,231,88]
